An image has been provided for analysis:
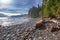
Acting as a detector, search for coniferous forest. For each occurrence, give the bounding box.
[28,0,60,18]
[40,0,60,18]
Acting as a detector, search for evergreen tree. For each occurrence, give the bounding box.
[39,0,60,18]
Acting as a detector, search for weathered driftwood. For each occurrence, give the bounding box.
[35,20,45,29]
[51,27,60,32]
[22,29,35,40]
[23,31,31,40]
[46,24,60,33]
[34,19,60,33]
[23,20,44,40]
[23,19,60,40]
[45,19,60,32]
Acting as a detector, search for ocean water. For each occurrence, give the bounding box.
[0,16,30,26]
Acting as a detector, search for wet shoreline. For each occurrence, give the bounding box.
[0,18,60,40]
[0,17,32,26]
[0,18,39,40]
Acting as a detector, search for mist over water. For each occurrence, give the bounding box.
[0,16,30,26]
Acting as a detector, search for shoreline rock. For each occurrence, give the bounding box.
[0,18,60,40]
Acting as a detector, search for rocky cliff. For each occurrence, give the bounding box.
[28,5,41,18]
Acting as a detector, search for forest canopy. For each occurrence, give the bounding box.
[39,0,60,18]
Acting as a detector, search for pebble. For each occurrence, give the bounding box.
[0,18,60,40]
[39,37,42,39]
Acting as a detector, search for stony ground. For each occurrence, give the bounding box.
[0,18,60,40]
[0,18,39,40]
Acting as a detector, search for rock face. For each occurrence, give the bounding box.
[28,5,41,18]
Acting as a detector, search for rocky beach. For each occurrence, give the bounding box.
[0,18,39,40]
[0,18,60,40]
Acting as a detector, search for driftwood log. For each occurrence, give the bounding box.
[35,20,45,29]
[23,31,31,40]
[23,20,44,40]
[45,20,60,32]
[35,19,60,33]
[23,19,60,40]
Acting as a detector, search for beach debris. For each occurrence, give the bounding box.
[23,19,60,40]
[51,27,60,32]
[45,19,60,32]
[23,31,31,40]
[35,20,44,29]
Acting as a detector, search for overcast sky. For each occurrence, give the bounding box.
[0,0,42,14]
